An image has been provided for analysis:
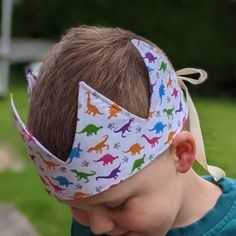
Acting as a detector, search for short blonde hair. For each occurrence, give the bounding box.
[28,26,171,161]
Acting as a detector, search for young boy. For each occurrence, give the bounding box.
[11,26,236,236]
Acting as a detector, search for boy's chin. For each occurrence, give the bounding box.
[111,232,142,236]
[111,232,159,236]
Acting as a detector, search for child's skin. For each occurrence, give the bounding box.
[63,131,222,236]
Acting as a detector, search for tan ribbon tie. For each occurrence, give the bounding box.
[176,68,225,181]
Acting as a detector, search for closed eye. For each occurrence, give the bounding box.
[106,199,129,211]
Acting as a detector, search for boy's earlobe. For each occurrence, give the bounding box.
[172,131,196,173]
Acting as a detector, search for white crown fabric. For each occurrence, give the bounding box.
[25,62,41,97]
[11,39,188,200]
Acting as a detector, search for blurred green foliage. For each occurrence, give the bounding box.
[8,0,236,97]
[0,75,71,236]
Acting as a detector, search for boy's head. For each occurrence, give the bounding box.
[13,25,219,197]
[12,26,187,199]
[11,25,224,235]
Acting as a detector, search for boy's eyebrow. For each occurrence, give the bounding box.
[101,198,126,205]
[89,186,136,206]
[96,194,133,206]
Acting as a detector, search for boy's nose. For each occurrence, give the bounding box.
[88,209,115,235]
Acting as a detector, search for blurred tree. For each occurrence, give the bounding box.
[10,0,236,97]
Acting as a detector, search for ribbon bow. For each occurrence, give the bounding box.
[177,68,225,181]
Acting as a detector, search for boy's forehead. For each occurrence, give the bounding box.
[63,156,168,207]
[63,175,137,207]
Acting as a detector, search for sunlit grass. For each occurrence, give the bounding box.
[195,98,236,177]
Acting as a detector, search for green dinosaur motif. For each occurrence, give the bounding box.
[159,61,167,72]
[130,154,146,173]
[163,107,174,119]
[71,169,96,182]
[78,124,103,136]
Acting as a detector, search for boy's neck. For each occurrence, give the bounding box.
[172,170,222,228]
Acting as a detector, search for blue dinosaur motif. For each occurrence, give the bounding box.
[52,176,73,187]
[68,143,83,164]
[149,122,166,134]
[159,81,165,105]
[146,66,154,74]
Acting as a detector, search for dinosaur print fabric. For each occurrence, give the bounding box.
[11,39,188,200]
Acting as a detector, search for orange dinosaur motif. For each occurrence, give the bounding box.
[37,152,59,169]
[164,131,176,145]
[85,91,103,116]
[71,191,89,199]
[123,143,144,156]
[108,103,121,119]
[87,135,109,154]
[166,76,173,88]
[147,110,155,120]
[39,175,49,186]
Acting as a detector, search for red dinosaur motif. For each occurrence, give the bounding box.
[141,134,161,148]
[20,127,35,143]
[171,88,178,98]
[94,154,119,165]
[45,176,66,193]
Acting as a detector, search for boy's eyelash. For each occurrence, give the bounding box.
[110,204,124,211]
[107,200,128,211]
[107,202,124,208]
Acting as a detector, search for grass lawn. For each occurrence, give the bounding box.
[0,72,236,236]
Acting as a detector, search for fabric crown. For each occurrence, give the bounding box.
[10,39,225,200]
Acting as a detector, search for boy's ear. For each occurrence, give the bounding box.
[171,131,196,173]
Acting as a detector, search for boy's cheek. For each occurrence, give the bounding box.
[114,209,151,232]
[114,205,172,233]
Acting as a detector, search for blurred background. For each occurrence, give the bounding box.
[0,0,235,235]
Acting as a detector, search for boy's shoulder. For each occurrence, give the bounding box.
[167,176,236,236]
[205,175,236,194]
